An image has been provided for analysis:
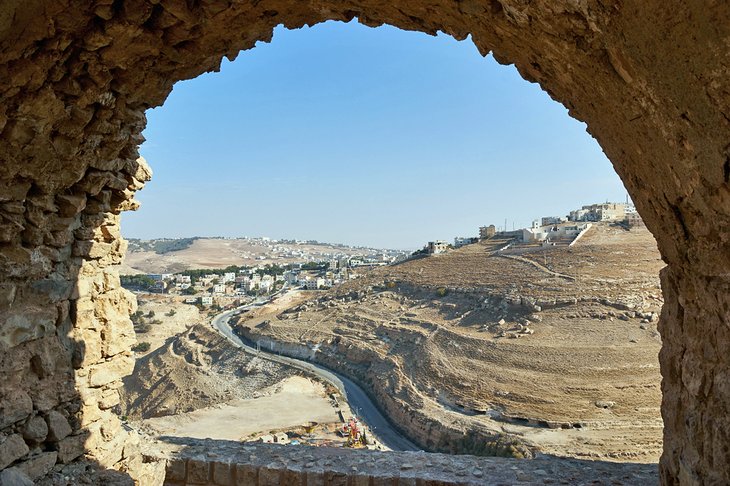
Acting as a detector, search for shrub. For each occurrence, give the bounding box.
[135,323,151,333]
[131,342,151,352]
[166,309,176,317]
[436,287,449,297]
[146,310,155,318]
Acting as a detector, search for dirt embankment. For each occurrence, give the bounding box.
[120,323,298,420]
[232,224,664,462]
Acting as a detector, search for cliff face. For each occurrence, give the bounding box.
[1,0,729,483]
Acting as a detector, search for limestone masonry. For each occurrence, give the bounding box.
[0,1,729,484]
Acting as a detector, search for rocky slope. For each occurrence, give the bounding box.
[120,323,296,420]
[232,224,664,461]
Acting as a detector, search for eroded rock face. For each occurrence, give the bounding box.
[0,0,729,483]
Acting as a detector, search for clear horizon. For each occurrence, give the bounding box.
[123,20,628,249]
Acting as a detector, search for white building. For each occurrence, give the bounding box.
[200,295,213,306]
[522,224,549,243]
[213,284,226,294]
[454,237,477,248]
[541,216,564,226]
[625,211,644,228]
[222,272,236,283]
[284,271,299,285]
[427,241,449,254]
[302,278,325,290]
[569,203,626,222]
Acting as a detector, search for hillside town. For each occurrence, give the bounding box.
[122,201,644,309]
[121,253,405,309]
[424,201,644,255]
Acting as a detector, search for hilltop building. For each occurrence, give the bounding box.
[479,225,497,239]
[454,236,478,248]
[522,221,591,244]
[625,211,645,228]
[427,241,449,254]
[541,216,565,226]
[569,202,626,222]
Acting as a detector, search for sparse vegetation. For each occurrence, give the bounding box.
[131,342,151,352]
[127,237,198,254]
[120,274,156,291]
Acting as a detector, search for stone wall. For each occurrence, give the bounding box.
[149,439,658,486]
[0,156,162,482]
[1,1,729,484]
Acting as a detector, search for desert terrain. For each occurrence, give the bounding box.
[120,297,358,448]
[122,237,398,274]
[121,223,664,462]
[230,223,664,461]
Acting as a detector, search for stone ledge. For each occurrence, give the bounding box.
[144,438,658,485]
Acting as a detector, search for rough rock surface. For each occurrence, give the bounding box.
[0,1,729,484]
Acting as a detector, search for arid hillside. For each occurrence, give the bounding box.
[122,237,395,274]
[120,322,297,420]
[233,224,664,461]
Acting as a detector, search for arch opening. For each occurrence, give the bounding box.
[118,19,663,465]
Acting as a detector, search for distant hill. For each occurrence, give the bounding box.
[126,237,198,255]
[121,237,403,275]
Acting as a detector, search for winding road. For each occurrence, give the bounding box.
[211,301,420,452]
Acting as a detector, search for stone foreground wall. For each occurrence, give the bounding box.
[150,440,658,486]
[0,156,163,482]
[1,0,729,484]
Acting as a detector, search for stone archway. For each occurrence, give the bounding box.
[1,1,729,483]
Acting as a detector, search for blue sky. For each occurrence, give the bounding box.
[123,20,628,250]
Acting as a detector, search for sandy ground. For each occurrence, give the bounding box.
[132,295,202,353]
[140,377,341,441]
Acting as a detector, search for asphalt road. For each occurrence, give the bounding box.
[211,302,420,452]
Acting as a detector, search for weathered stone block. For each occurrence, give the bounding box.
[187,458,210,484]
[30,277,73,303]
[93,426,128,467]
[56,434,85,463]
[305,470,325,486]
[22,415,48,443]
[279,468,305,485]
[56,194,87,218]
[46,410,72,442]
[16,451,57,480]
[0,390,33,429]
[166,459,186,481]
[0,467,33,486]
[212,460,233,485]
[0,434,30,470]
[99,388,120,409]
[0,307,57,349]
[88,354,134,387]
[324,471,348,486]
[74,240,113,260]
[234,464,257,485]
[257,466,281,486]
